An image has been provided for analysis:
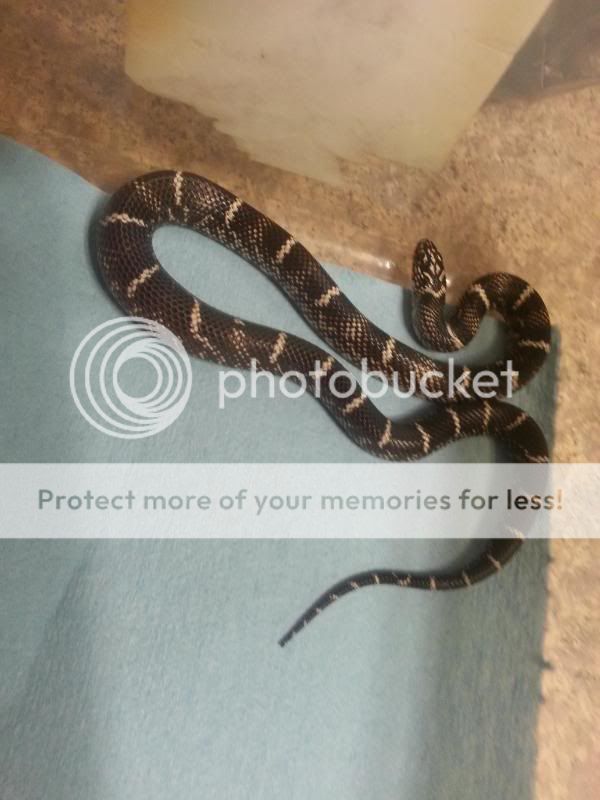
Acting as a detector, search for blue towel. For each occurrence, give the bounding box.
[0,136,558,799]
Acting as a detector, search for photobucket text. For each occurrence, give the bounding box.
[218,359,517,408]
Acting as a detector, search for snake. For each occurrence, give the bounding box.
[96,170,551,647]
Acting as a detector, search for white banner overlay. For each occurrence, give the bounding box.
[0,463,597,538]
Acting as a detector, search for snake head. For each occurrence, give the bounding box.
[412,239,446,298]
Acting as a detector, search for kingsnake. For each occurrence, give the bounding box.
[96,171,551,647]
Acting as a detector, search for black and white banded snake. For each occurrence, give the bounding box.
[96,171,551,647]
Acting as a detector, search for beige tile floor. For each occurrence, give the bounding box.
[1,1,599,797]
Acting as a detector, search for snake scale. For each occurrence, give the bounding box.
[96,171,551,647]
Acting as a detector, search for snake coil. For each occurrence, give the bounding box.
[97,171,551,646]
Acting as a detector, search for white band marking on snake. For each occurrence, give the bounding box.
[343,394,367,415]
[126,265,159,298]
[415,422,431,454]
[275,236,296,265]
[470,283,491,311]
[224,199,243,228]
[173,172,183,206]
[513,285,535,310]
[102,213,147,227]
[269,332,288,365]
[518,339,551,353]
[447,407,461,438]
[316,287,341,307]
[378,419,392,449]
